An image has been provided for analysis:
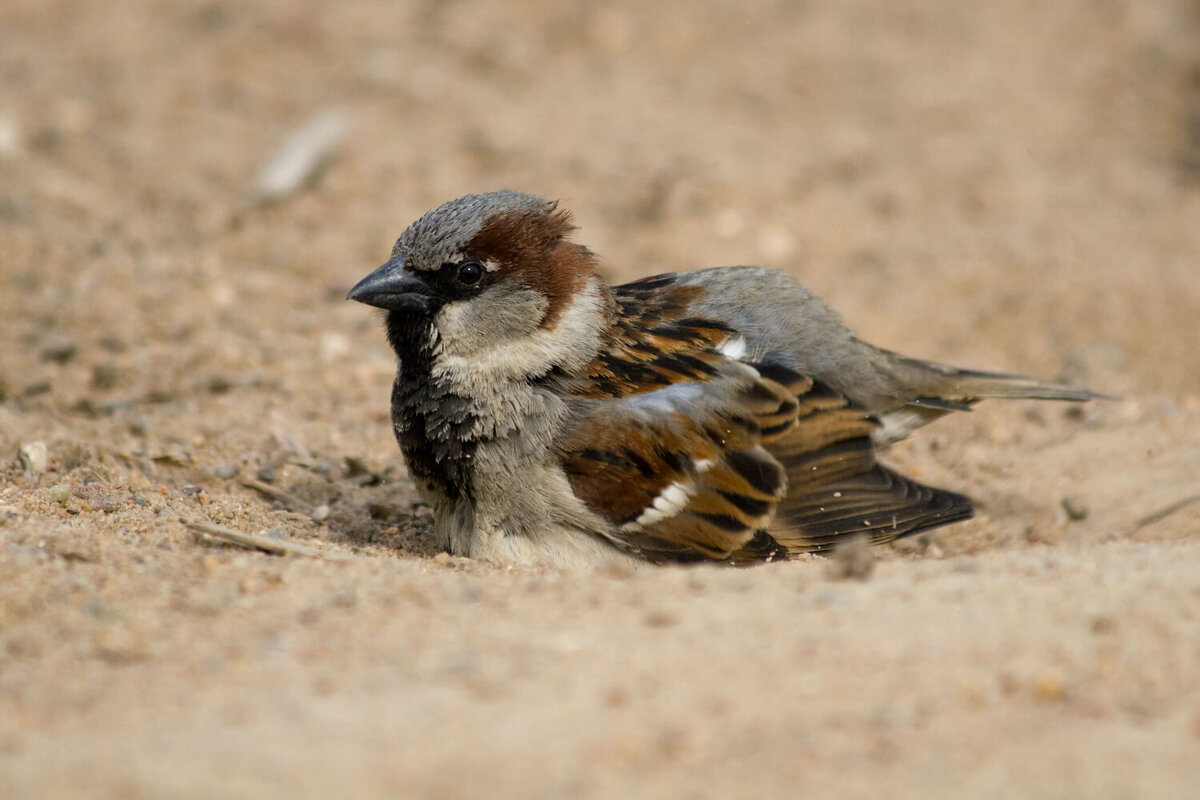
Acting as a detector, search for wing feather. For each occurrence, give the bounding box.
[554,274,974,563]
[761,375,974,553]
[560,365,790,563]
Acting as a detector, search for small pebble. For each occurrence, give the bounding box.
[344,456,370,477]
[91,363,121,390]
[1061,496,1089,522]
[368,502,398,520]
[643,610,678,628]
[1031,668,1067,703]
[39,335,77,364]
[18,441,49,473]
[45,484,71,504]
[827,535,876,581]
[311,504,331,522]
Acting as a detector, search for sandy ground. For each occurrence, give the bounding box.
[2,1,1199,797]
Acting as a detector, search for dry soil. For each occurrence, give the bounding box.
[2,2,1199,798]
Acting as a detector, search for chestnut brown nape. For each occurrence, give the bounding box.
[467,206,597,327]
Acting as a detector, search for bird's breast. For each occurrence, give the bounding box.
[390,365,570,503]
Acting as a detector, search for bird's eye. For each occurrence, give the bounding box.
[457,261,484,286]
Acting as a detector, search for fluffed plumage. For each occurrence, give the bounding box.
[347,190,1102,567]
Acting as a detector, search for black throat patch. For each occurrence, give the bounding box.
[385,310,481,501]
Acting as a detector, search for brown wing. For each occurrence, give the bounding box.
[560,364,794,563]
[566,275,738,398]
[745,363,973,559]
[556,274,972,564]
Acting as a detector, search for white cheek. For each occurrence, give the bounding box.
[431,279,606,385]
[433,286,546,359]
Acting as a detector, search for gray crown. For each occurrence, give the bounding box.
[392,190,554,271]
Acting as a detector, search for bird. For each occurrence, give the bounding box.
[347,190,1101,567]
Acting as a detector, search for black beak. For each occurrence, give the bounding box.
[346,257,433,311]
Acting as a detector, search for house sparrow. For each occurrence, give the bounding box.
[348,190,1100,567]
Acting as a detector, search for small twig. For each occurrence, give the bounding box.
[239,478,313,513]
[253,109,349,202]
[1131,493,1200,534]
[183,518,353,560]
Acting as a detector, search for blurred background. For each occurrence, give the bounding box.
[3,0,1198,410]
[2,2,1199,797]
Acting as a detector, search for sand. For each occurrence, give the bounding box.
[2,2,1198,797]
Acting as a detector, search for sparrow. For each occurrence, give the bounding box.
[347,190,1101,567]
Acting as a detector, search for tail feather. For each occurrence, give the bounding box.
[933,366,1112,404]
[872,352,1111,445]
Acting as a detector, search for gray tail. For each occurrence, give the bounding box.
[921,365,1112,404]
[883,348,1113,405]
[871,353,1111,446]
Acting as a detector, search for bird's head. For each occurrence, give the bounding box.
[348,190,607,380]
